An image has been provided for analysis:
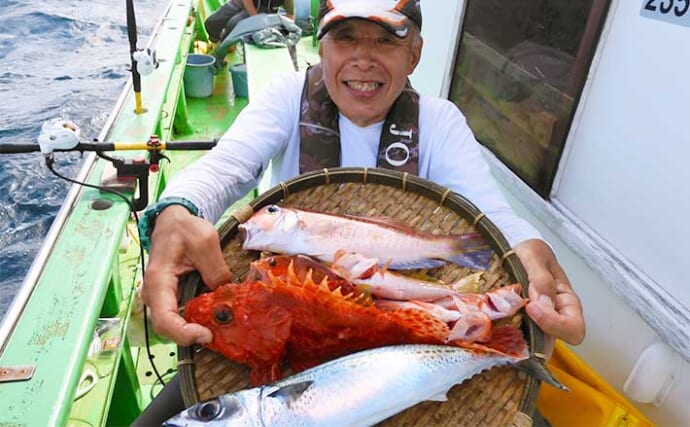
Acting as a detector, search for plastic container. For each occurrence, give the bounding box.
[537,340,654,427]
[183,54,216,98]
[294,0,311,21]
[230,63,248,98]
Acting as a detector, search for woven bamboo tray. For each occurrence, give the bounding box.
[178,167,544,426]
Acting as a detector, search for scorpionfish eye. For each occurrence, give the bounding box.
[212,304,234,325]
[266,205,281,214]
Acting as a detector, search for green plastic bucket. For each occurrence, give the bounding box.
[230,63,248,98]
[184,54,216,98]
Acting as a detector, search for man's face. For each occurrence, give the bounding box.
[319,19,423,127]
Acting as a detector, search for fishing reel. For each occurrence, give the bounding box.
[37,119,81,156]
[27,119,216,210]
[132,48,159,76]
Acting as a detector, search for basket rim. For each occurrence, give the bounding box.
[176,167,544,416]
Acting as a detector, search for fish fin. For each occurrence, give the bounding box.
[380,259,391,276]
[333,249,347,263]
[287,260,300,285]
[445,249,493,271]
[388,258,447,270]
[390,308,450,341]
[447,310,492,342]
[304,269,315,288]
[455,232,490,250]
[482,284,528,320]
[331,251,379,279]
[354,288,374,305]
[267,270,279,286]
[452,325,529,360]
[266,381,314,405]
[318,277,331,292]
[451,272,484,293]
[515,357,569,391]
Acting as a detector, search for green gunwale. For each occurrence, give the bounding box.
[0,0,319,424]
[0,1,200,424]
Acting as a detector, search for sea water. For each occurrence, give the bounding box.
[0,0,165,318]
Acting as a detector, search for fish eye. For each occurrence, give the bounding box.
[194,399,223,421]
[266,205,281,214]
[268,257,277,267]
[212,305,234,324]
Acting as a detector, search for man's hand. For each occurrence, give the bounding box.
[142,206,232,346]
[514,239,585,356]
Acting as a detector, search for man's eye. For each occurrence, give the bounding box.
[334,34,356,42]
[377,37,396,45]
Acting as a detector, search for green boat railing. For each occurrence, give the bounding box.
[0,1,201,424]
[0,0,321,424]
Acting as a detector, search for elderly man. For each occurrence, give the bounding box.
[144,0,584,349]
[136,1,585,421]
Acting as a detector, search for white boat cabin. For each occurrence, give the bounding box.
[413,0,689,424]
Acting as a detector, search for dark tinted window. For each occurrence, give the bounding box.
[449,0,610,196]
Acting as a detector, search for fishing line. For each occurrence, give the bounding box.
[149,368,178,401]
[45,156,167,387]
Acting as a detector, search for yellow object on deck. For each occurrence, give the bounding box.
[537,341,655,426]
[194,40,212,54]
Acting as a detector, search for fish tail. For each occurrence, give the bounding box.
[445,249,493,271]
[515,357,569,391]
[457,232,491,250]
[444,232,493,270]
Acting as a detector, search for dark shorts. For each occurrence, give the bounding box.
[204,2,248,42]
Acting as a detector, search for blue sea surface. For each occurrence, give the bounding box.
[0,0,165,318]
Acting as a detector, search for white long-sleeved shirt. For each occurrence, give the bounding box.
[163,71,542,247]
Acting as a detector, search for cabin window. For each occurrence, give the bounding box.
[448,0,611,197]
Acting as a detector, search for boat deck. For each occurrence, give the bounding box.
[0,0,317,423]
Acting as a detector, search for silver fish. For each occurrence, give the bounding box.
[164,342,564,427]
[331,251,488,301]
[239,205,493,270]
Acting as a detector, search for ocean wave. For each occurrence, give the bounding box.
[0,0,166,316]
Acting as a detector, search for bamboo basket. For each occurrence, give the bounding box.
[178,167,545,426]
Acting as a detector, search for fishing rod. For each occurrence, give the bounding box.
[127,0,143,114]
[127,0,159,114]
[0,119,218,154]
[0,138,219,154]
[0,118,218,210]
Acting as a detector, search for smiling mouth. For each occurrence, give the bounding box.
[345,81,382,92]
